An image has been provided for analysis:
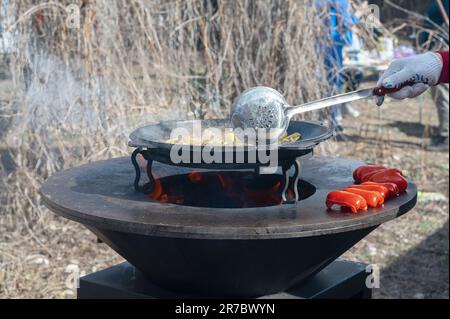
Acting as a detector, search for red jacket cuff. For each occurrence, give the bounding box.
[437,51,449,84]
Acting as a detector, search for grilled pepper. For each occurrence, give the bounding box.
[360,167,403,183]
[353,165,386,183]
[361,181,400,198]
[366,168,408,193]
[345,184,389,200]
[344,187,384,207]
[326,190,368,213]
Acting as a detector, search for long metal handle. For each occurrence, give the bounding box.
[285,88,374,119]
[285,81,416,119]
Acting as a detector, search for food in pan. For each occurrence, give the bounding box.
[165,129,301,146]
[165,129,244,146]
[278,132,301,144]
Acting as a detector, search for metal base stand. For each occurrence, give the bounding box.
[131,147,308,203]
[78,259,372,299]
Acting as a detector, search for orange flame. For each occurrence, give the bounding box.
[188,171,204,183]
[148,170,287,207]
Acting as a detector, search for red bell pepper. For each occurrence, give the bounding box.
[344,187,384,207]
[361,181,400,197]
[360,167,403,183]
[366,168,408,193]
[353,165,386,183]
[345,184,388,200]
[326,190,368,214]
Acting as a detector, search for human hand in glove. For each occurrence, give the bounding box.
[375,52,445,106]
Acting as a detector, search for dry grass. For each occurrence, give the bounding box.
[0,0,337,228]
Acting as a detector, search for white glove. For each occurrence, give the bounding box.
[375,52,443,106]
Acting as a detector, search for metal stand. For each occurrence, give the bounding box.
[131,148,154,193]
[279,160,301,203]
[78,259,372,299]
[131,147,305,204]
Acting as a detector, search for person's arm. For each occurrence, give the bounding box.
[437,50,449,84]
[376,51,448,106]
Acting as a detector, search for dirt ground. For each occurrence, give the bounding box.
[0,76,448,298]
[337,91,449,299]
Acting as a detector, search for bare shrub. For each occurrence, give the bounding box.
[0,0,337,228]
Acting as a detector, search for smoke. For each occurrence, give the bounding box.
[1,0,334,225]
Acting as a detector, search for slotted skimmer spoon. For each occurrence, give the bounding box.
[231,83,414,142]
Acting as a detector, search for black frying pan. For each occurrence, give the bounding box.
[129,119,333,169]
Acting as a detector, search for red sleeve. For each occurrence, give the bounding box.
[437,51,449,84]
